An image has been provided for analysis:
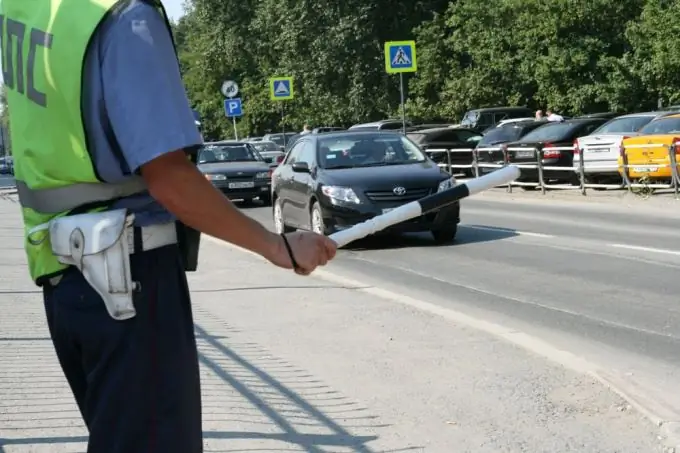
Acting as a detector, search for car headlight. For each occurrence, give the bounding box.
[321,185,361,204]
[437,176,457,192]
[255,171,270,179]
[206,174,226,181]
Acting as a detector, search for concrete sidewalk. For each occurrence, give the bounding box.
[0,197,666,452]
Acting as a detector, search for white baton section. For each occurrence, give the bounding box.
[329,165,521,248]
[329,202,423,248]
[465,165,521,196]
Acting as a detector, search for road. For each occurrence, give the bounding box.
[243,190,680,431]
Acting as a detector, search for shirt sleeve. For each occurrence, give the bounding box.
[100,2,202,173]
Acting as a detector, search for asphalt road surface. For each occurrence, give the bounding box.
[243,190,680,432]
[0,175,14,189]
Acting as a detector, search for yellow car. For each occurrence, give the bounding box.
[619,113,680,181]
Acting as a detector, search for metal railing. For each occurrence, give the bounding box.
[425,143,680,198]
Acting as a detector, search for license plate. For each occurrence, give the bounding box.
[228,181,254,188]
[382,208,395,214]
[632,166,655,172]
[514,151,535,158]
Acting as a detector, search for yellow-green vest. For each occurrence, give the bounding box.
[0,0,173,283]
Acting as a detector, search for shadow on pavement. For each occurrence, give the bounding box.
[344,223,519,251]
[194,323,399,452]
[1,324,414,452]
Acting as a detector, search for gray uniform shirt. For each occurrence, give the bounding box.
[82,0,202,226]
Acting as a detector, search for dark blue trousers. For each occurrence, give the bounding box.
[42,244,203,453]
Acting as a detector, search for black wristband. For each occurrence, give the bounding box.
[280,234,300,270]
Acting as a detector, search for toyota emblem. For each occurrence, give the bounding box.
[393,186,406,195]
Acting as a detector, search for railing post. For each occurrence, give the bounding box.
[446,149,452,175]
[578,145,586,196]
[536,146,546,194]
[504,147,513,193]
[669,143,679,199]
[472,148,479,178]
[620,145,633,192]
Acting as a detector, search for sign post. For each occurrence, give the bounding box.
[221,80,240,139]
[384,41,417,134]
[269,77,294,148]
[224,98,243,140]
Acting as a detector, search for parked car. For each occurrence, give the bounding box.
[574,111,676,185]
[407,127,482,176]
[618,113,680,184]
[250,140,285,165]
[482,117,536,132]
[0,156,13,175]
[406,123,457,132]
[505,118,608,188]
[197,141,273,205]
[263,132,298,150]
[312,127,344,134]
[348,120,411,131]
[475,120,547,175]
[459,107,534,132]
[271,131,460,243]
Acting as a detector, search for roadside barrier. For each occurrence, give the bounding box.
[426,145,680,198]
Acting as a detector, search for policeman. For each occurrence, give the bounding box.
[0,1,336,452]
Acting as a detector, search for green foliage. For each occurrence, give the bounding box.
[175,0,680,136]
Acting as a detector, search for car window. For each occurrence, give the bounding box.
[379,122,403,130]
[297,140,316,165]
[284,141,305,165]
[251,141,280,152]
[590,116,651,134]
[579,122,604,136]
[318,133,426,169]
[477,126,524,146]
[636,117,680,134]
[493,113,509,123]
[197,144,261,163]
[519,122,577,142]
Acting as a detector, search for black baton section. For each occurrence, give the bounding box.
[418,183,471,214]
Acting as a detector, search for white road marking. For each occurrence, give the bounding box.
[463,224,554,238]
[609,243,680,256]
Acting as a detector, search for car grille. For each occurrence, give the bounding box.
[364,188,432,203]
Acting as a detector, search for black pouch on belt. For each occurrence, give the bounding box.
[176,221,201,271]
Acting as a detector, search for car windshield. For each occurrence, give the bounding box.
[198,144,261,163]
[460,111,479,127]
[318,133,426,169]
[637,117,680,134]
[477,126,524,146]
[251,141,280,152]
[591,116,654,134]
[519,122,577,142]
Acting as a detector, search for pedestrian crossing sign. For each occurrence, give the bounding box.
[269,77,294,100]
[385,41,417,74]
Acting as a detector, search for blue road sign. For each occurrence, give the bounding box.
[224,98,243,117]
[269,77,294,100]
[384,40,417,73]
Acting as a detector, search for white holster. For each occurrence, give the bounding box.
[49,209,136,321]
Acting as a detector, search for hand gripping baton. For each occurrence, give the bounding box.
[329,165,521,248]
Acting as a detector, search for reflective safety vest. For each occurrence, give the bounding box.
[0,0,173,283]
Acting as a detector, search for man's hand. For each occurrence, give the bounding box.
[266,231,337,275]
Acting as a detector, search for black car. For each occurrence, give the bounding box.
[505,118,607,186]
[475,120,546,175]
[407,127,483,176]
[459,106,534,132]
[197,141,273,205]
[271,131,460,243]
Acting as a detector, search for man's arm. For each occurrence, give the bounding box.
[100,3,335,271]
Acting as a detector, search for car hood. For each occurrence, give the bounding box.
[198,161,270,174]
[321,161,448,189]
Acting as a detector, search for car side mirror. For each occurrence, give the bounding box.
[291,162,309,173]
